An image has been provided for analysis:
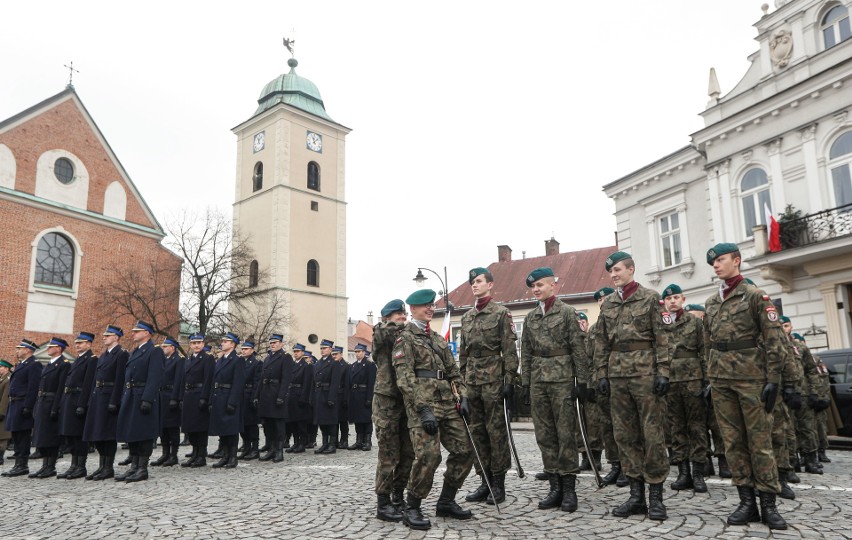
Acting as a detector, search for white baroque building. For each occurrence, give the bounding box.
[604,0,852,350]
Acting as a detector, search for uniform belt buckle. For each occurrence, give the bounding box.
[125,383,132,389]
[436,370,445,380]
[473,350,481,358]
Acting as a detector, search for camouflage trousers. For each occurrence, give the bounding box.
[667,379,708,464]
[707,406,725,457]
[770,401,792,471]
[816,410,829,449]
[407,399,473,499]
[597,389,619,462]
[710,379,780,493]
[531,380,579,475]
[372,393,414,495]
[610,376,668,484]
[793,403,818,453]
[467,381,511,476]
[786,408,797,469]
[575,400,602,453]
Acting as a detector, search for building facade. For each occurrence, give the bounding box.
[604,0,852,350]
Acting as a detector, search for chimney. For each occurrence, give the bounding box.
[545,237,560,257]
[497,245,512,262]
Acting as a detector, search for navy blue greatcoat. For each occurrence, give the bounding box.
[337,360,351,423]
[58,350,97,437]
[347,358,377,424]
[241,354,263,426]
[159,352,186,429]
[209,350,246,437]
[32,357,71,448]
[285,357,314,423]
[83,345,128,442]
[116,340,164,443]
[181,352,215,433]
[254,350,293,420]
[4,355,43,433]
[312,356,343,426]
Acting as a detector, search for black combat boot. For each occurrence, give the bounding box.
[487,473,506,505]
[115,455,138,482]
[238,440,252,458]
[692,461,707,493]
[612,478,647,517]
[57,455,78,479]
[182,446,198,467]
[244,439,261,459]
[67,455,87,479]
[818,448,831,463]
[93,455,115,480]
[261,439,279,460]
[210,443,224,459]
[376,493,403,522]
[35,456,57,479]
[86,455,105,480]
[402,494,431,530]
[793,453,802,473]
[258,439,269,453]
[212,446,229,468]
[591,450,603,471]
[271,441,284,463]
[778,470,795,500]
[314,435,329,455]
[125,457,149,482]
[718,455,732,478]
[290,434,305,454]
[465,471,491,502]
[667,447,674,465]
[3,456,28,477]
[118,454,132,466]
[616,469,629,487]
[602,462,621,485]
[538,473,563,509]
[348,433,363,451]
[436,484,473,519]
[561,474,578,513]
[535,471,548,481]
[151,443,170,466]
[757,491,788,530]
[787,469,800,483]
[727,485,760,525]
[362,430,373,451]
[704,457,715,477]
[190,448,207,468]
[670,461,693,490]
[29,456,49,478]
[321,435,337,454]
[163,446,179,467]
[225,445,238,469]
[803,452,823,474]
[579,452,592,471]
[336,431,348,450]
[647,483,667,520]
[391,488,405,508]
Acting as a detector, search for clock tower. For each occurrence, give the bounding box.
[232,56,350,347]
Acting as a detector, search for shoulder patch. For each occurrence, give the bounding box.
[393,349,405,360]
[661,312,673,325]
[762,294,771,301]
[766,306,778,322]
[394,336,403,344]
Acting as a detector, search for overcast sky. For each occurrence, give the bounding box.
[2,1,769,323]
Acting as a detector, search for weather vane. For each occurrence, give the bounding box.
[64,61,80,88]
[283,36,295,57]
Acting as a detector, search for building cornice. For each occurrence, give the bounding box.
[232,182,347,207]
[231,101,352,135]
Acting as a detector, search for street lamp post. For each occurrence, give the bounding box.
[412,266,453,314]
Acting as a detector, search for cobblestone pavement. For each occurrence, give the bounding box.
[2,431,850,539]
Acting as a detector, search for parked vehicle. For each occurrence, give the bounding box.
[814,348,852,437]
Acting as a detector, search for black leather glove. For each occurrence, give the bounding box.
[226,403,236,415]
[456,396,470,421]
[785,389,802,410]
[807,394,819,409]
[275,397,284,406]
[107,404,118,414]
[418,406,438,435]
[75,406,86,418]
[140,401,152,415]
[701,382,712,409]
[198,398,207,411]
[327,400,335,407]
[251,398,258,409]
[587,387,597,404]
[365,400,372,408]
[818,398,830,411]
[169,399,179,410]
[653,376,670,397]
[49,410,58,420]
[575,382,588,404]
[597,377,610,397]
[22,407,32,419]
[502,384,514,400]
[760,382,779,413]
[522,386,531,406]
[0,414,4,422]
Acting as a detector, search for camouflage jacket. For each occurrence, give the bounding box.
[583,322,599,384]
[594,283,671,380]
[812,353,832,400]
[520,299,589,386]
[703,281,785,382]
[392,322,465,413]
[372,321,405,398]
[790,337,820,396]
[665,310,706,383]
[459,300,519,386]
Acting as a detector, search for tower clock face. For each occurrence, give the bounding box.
[253,131,265,153]
[306,131,322,153]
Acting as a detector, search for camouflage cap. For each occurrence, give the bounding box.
[406,289,437,306]
[604,251,631,271]
[468,267,491,284]
[706,242,739,264]
[593,287,615,301]
[661,284,683,298]
[525,267,554,287]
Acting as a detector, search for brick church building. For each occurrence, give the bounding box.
[0,86,181,356]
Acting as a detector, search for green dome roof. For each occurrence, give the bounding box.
[255,58,334,122]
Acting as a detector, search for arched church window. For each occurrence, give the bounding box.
[307,259,319,287]
[308,161,320,191]
[740,168,771,238]
[822,5,851,49]
[35,232,75,288]
[253,162,263,192]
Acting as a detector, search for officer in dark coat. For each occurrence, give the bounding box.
[1,339,43,477]
[82,325,128,480]
[313,339,344,454]
[335,346,352,449]
[285,344,314,454]
[347,343,377,451]
[254,333,293,462]
[238,340,263,460]
[57,332,98,479]
[304,351,319,449]
[209,332,246,468]
[181,333,215,468]
[30,337,71,479]
[151,337,185,467]
[114,321,164,483]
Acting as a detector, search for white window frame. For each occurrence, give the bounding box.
[642,188,693,282]
[29,226,83,299]
[739,167,772,239]
[821,4,851,50]
[658,211,683,269]
[827,130,852,208]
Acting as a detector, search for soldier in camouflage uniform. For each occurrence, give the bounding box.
[780,317,822,475]
[806,338,832,464]
[660,284,708,494]
[594,252,670,521]
[372,299,414,523]
[702,243,789,530]
[575,312,602,473]
[392,289,473,531]
[771,326,803,500]
[520,267,589,513]
[459,268,519,506]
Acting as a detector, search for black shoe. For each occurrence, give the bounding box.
[125,460,149,482]
[93,456,115,480]
[259,441,270,452]
[612,478,647,517]
[321,436,337,454]
[535,471,549,481]
[314,435,329,455]
[211,446,229,469]
[538,473,563,509]
[376,494,403,522]
[28,456,48,478]
[465,472,491,502]
[162,449,179,467]
[181,447,198,467]
[787,470,800,483]
[86,455,106,480]
[150,444,170,467]
[391,488,405,508]
[727,486,761,525]
[692,462,707,493]
[210,446,224,459]
[718,456,732,479]
[29,449,42,460]
[804,452,823,475]
[818,448,831,463]
[579,452,592,471]
[224,446,238,469]
[779,470,795,500]
[670,461,693,490]
[435,485,473,519]
[402,494,431,530]
[602,462,621,485]
[290,435,305,454]
[115,455,139,482]
[67,456,87,479]
[190,454,207,468]
[243,440,260,460]
[118,455,133,466]
[487,473,506,506]
[591,450,603,471]
[3,457,29,477]
[561,475,577,513]
[647,483,667,520]
[35,456,57,479]
[57,455,78,479]
[348,433,363,451]
[362,433,372,451]
[335,434,348,450]
[757,491,788,530]
[616,469,629,487]
[272,441,285,463]
[704,458,716,477]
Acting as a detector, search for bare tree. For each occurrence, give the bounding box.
[226,289,295,347]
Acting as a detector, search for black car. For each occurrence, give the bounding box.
[815,348,852,437]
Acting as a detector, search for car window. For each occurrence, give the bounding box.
[824,356,847,383]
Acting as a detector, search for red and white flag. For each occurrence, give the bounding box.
[765,203,781,252]
[439,312,451,342]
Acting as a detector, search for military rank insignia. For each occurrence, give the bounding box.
[661,312,673,325]
[766,306,778,321]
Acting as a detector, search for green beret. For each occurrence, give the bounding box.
[406,289,437,306]
[468,267,491,284]
[380,299,405,317]
[0,359,12,369]
[604,251,631,272]
[594,287,615,301]
[706,243,739,264]
[577,312,588,321]
[684,304,705,312]
[779,315,791,324]
[792,333,805,342]
[661,284,683,298]
[744,278,756,286]
[525,267,554,287]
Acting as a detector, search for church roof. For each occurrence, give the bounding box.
[255,58,334,122]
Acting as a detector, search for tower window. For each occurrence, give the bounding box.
[253,162,263,192]
[311,201,319,211]
[308,161,320,191]
[307,259,319,287]
[249,260,259,288]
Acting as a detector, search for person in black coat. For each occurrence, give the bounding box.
[29,337,71,479]
[238,340,263,460]
[209,332,246,468]
[57,332,98,479]
[347,344,377,451]
[114,321,164,483]
[253,333,293,462]
[285,343,314,454]
[151,337,185,467]
[312,340,344,455]
[334,346,352,450]
[1,339,43,477]
[181,333,215,468]
[81,326,128,480]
